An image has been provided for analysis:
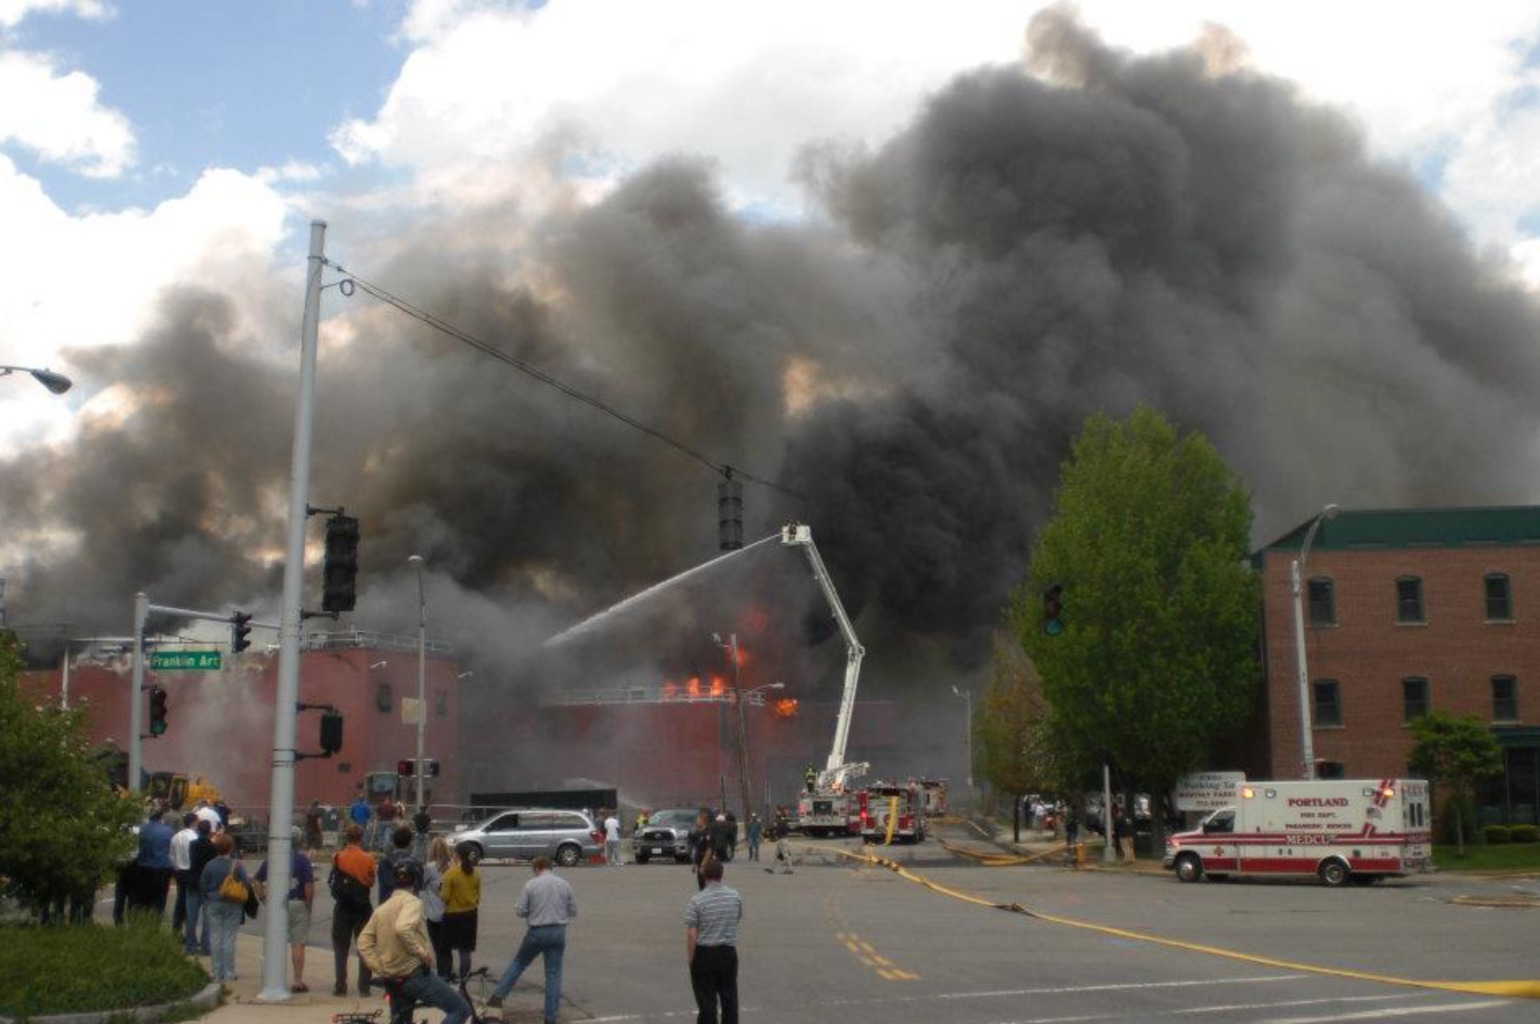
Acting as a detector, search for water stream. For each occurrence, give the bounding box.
[543,531,782,647]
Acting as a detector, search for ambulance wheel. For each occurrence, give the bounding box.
[1318,859,1350,887]
[1174,853,1204,883]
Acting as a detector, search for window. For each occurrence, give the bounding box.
[1315,761,1346,780]
[1313,679,1342,727]
[1402,677,1429,723]
[436,689,448,718]
[1396,576,1424,623]
[1485,573,1513,621]
[375,681,393,712]
[1493,675,1519,722]
[1307,578,1336,626]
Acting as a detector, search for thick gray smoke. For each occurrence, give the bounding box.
[7,10,1540,698]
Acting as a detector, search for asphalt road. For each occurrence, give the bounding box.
[288,825,1540,1023]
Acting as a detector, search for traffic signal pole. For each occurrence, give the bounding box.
[258,219,327,1004]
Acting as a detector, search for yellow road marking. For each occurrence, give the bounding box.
[813,844,1540,1000]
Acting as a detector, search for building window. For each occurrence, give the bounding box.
[1492,675,1519,722]
[1402,677,1429,723]
[1313,679,1342,727]
[375,681,393,712]
[1485,573,1513,622]
[1396,576,1424,623]
[436,689,448,718]
[1307,578,1336,626]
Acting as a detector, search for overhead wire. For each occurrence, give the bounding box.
[327,261,807,502]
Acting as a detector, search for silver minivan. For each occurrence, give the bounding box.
[452,808,603,867]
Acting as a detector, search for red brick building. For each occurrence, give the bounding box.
[20,633,465,815]
[1258,506,1540,825]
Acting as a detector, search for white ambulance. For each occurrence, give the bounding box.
[1163,778,1432,887]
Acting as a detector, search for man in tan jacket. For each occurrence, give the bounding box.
[358,861,469,1024]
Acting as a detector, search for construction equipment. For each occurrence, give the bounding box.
[782,524,869,835]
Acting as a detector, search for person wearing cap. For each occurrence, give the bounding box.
[254,826,316,993]
[359,860,469,1024]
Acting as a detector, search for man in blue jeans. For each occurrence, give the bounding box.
[358,861,469,1024]
[488,855,577,1024]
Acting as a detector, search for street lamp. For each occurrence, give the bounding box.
[1,364,73,394]
[408,554,427,813]
[1292,503,1340,780]
[739,679,784,822]
[950,685,972,808]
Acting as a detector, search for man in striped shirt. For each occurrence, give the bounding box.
[685,858,742,1024]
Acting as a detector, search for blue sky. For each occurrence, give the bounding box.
[6,0,408,211]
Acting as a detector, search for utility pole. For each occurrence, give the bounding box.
[258,219,326,1003]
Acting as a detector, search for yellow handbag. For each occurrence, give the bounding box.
[218,862,248,904]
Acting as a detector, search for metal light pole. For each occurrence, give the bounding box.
[408,554,427,813]
[950,685,972,809]
[1291,502,1340,781]
[257,219,326,1003]
[737,680,785,822]
[0,364,73,394]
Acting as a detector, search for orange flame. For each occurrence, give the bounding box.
[686,676,702,698]
[709,674,726,697]
[774,698,799,718]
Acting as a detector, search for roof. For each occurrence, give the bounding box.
[1256,506,1540,560]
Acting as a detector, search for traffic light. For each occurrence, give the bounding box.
[396,759,414,777]
[1043,584,1064,636]
[148,685,168,736]
[319,711,344,756]
[230,611,253,653]
[322,514,360,614]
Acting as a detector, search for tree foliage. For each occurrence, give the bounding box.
[0,633,139,920]
[1013,406,1259,814]
[1408,710,1504,855]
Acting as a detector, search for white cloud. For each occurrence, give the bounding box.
[0,0,110,30]
[0,49,134,177]
[0,154,294,446]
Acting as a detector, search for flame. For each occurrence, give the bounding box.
[774,698,799,718]
[686,676,702,698]
[709,675,726,697]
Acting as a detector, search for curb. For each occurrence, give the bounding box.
[0,982,222,1024]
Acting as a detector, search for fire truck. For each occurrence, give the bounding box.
[1163,778,1432,887]
[782,525,870,837]
[859,782,927,844]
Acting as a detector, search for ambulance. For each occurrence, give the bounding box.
[1163,778,1432,887]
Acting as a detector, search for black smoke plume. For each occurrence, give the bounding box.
[7,9,1540,700]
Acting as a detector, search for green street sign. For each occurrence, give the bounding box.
[149,650,223,671]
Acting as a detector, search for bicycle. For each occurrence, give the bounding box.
[346,967,501,1024]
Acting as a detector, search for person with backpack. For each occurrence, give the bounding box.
[330,823,377,997]
[378,826,422,904]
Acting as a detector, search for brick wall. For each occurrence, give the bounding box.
[1263,544,1540,779]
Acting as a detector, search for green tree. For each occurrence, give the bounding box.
[0,633,139,921]
[977,633,1060,840]
[1013,406,1259,852]
[1407,710,1504,856]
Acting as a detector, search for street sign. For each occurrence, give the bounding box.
[149,650,223,671]
[1174,771,1244,812]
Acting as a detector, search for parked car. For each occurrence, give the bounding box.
[632,807,705,864]
[451,808,603,867]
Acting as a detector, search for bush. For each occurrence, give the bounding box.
[0,919,208,1016]
[1511,824,1539,844]
[1483,824,1511,845]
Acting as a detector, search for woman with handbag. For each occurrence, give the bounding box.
[199,833,251,982]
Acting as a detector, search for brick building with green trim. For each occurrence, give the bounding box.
[1256,506,1540,826]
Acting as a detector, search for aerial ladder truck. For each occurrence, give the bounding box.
[782,524,870,836]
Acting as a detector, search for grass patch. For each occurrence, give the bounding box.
[0,917,209,1017]
[1434,842,1540,873]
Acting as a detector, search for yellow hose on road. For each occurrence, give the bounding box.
[816,842,1540,1000]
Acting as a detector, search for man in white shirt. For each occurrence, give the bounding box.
[603,812,622,866]
[170,812,198,932]
[193,800,222,833]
